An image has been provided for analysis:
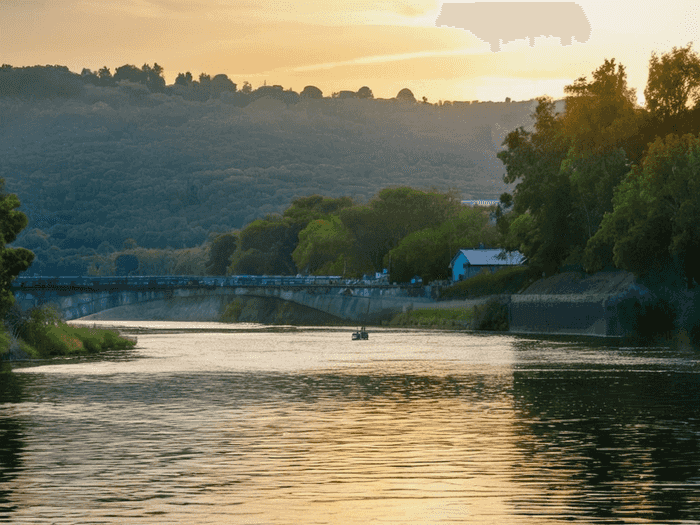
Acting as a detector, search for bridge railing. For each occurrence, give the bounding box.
[10,274,409,291]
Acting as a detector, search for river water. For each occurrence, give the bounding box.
[1,321,700,524]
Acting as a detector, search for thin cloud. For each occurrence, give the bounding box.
[289,47,486,72]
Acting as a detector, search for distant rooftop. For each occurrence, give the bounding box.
[462,199,500,207]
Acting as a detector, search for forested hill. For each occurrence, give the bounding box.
[0,65,549,274]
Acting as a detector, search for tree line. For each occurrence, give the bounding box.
[92,187,498,284]
[496,43,700,289]
[1,62,429,105]
[3,66,522,276]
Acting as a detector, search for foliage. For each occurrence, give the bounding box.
[357,86,374,99]
[283,195,354,225]
[497,58,644,275]
[388,308,474,328]
[221,298,245,322]
[472,297,509,331]
[396,88,416,102]
[440,265,534,299]
[205,233,237,275]
[562,58,640,156]
[644,43,700,121]
[584,133,700,286]
[0,179,34,316]
[292,216,355,275]
[230,216,301,275]
[339,187,463,273]
[12,305,135,358]
[0,65,84,98]
[114,253,139,275]
[300,85,323,98]
[497,97,575,274]
[386,207,497,283]
[2,83,527,275]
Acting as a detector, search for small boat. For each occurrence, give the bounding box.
[352,326,369,340]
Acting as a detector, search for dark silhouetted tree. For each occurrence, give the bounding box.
[175,71,193,85]
[301,85,323,98]
[1,179,35,315]
[357,86,373,99]
[645,43,700,121]
[114,254,139,275]
[396,88,416,102]
[206,233,237,275]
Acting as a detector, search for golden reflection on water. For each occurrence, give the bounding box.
[3,322,700,523]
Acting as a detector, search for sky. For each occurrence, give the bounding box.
[1,0,699,104]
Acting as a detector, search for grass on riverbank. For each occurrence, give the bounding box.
[388,308,475,329]
[440,266,535,299]
[1,323,136,360]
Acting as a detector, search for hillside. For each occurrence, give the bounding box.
[1,81,554,274]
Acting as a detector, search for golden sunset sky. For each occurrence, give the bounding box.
[2,0,698,104]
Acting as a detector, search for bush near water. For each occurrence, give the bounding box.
[2,305,136,360]
[441,266,535,299]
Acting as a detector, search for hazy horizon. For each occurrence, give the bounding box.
[3,1,698,105]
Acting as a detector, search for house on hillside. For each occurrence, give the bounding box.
[449,248,525,282]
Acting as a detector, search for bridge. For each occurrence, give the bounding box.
[11,275,441,324]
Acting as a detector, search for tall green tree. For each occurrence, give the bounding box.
[292,216,355,275]
[338,187,462,273]
[584,133,700,286]
[497,97,574,275]
[498,59,642,274]
[386,207,498,283]
[644,43,700,122]
[563,58,640,156]
[205,233,237,275]
[229,216,300,275]
[1,179,35,316]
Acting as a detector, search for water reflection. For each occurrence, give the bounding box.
[0,328,699,524]
[0,372,25,522]
[511,340,700,522]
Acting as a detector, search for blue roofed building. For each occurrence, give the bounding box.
[449,248,525,282]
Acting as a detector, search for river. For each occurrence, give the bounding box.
[1,321,700,524]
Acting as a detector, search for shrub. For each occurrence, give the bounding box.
[441,266,534,299]
[221,299,245,322]
[389,308,473,328]
[471,297,509,331]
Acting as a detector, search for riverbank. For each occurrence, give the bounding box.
[0,323,137,361]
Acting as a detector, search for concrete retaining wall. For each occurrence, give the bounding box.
[509,294,621,337]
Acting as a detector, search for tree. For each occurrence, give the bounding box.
[0,179,35,316]
[230,216,301,275]
[114,64,145,84]
[205,233,237,275]
[283,195,353,225]
[97,66,114,86]
[562,58,640,156]
[114,254,139,275]
[387,207,497,283]
[584,133,700,286]
[498,59,644,274]
[339,187,461,272]
[357,86,373,99]
[645,43,700,121]
[144,62,165,92]
[211,74,236,95]
[300,85,323,99]
[175,71,193,86]
[497,97,575,274]
[396,88,416,102]
[292,216,355,275]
